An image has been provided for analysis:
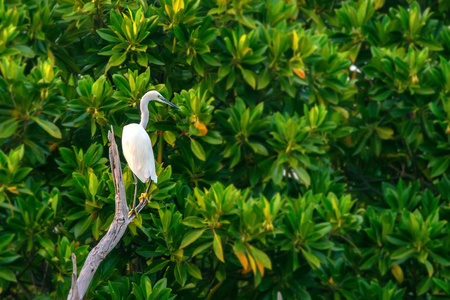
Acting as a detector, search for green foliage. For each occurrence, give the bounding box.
[1,0,450,299]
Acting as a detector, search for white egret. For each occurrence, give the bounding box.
[122,90,179,215]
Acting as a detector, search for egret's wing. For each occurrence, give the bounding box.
[122,124,157,183]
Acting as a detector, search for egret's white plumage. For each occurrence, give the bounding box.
[121,90,179,214]
[122,123,157,183]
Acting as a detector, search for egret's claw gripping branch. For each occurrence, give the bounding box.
[128,197,149,220]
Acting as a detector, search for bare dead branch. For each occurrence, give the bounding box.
[70,253,79,300]
[67,126,150,300]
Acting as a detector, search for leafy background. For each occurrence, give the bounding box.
[1,0,450,299]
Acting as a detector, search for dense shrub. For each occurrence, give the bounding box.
[1,0,450,299]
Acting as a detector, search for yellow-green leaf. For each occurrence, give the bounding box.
[391,264,404,283]
[190,138,206,161]
[240,68,256,89]
[375,127,394,140]
[301,249,320,268]
[0,267,17,282]
[32,117,62,139]
[213,232,224,262]
[250,246,272,270]
[180,229,205,249]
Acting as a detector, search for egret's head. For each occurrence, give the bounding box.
[142,90,180,110]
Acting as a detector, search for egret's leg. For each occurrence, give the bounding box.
[132,173,138,210]
[144,180,151,194]
[128,174,139,217]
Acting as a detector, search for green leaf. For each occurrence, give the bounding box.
[433,278,450,294]
[417,277,432,295]
[174,262,187,286]
[148,259,170,273]
[148,54,165,65]
[0,234,14,250]
[430,156,450,178]
[162,210,172,232]
[97,29,121,42]
[429,251,450,266]
[248,142,268,156]
[0,267,17,282]
[201,131,222,145]
[240,68,256,89]
[88,172,98,196]
[429,102,445,119]
[190,139,206,161]
[31,117,62,138]
[424,260,433,277]
[375,127,394,140]
[193,58,204,76]
[173,25,187,43]
[301,249,320,268]
[74,216,92,238]
[257,68,270,90]
[39,238,55,256]
[0,119,18,138]
[92,217,100,240]
[141,276,152,298]
[182,216,206,228]
[250,246,272,270]
[180,229,205,249]
[201,54,221,66]
[14,167,32,181]
[14,45,34,58]
[360,254,378,270]
[136,248,161,258]
[292,167,311,187]
[113,74,131,93]
[136,52,148,67]
[163,131,177,146]
[108,52,127,67]
[218,64,232,81]
[213,232,224,262]
[192,242,213,257]
[391,248,416,261]
[186,263,202,280]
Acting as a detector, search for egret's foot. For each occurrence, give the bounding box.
[128,208,135,216]
[139,192,148,202]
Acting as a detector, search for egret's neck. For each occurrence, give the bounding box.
[140,97,151,129]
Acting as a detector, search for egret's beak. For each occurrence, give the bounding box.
[161,97,180,110]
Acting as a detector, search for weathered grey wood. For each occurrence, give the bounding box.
[70,253,79,300]
[68,126,149,299]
